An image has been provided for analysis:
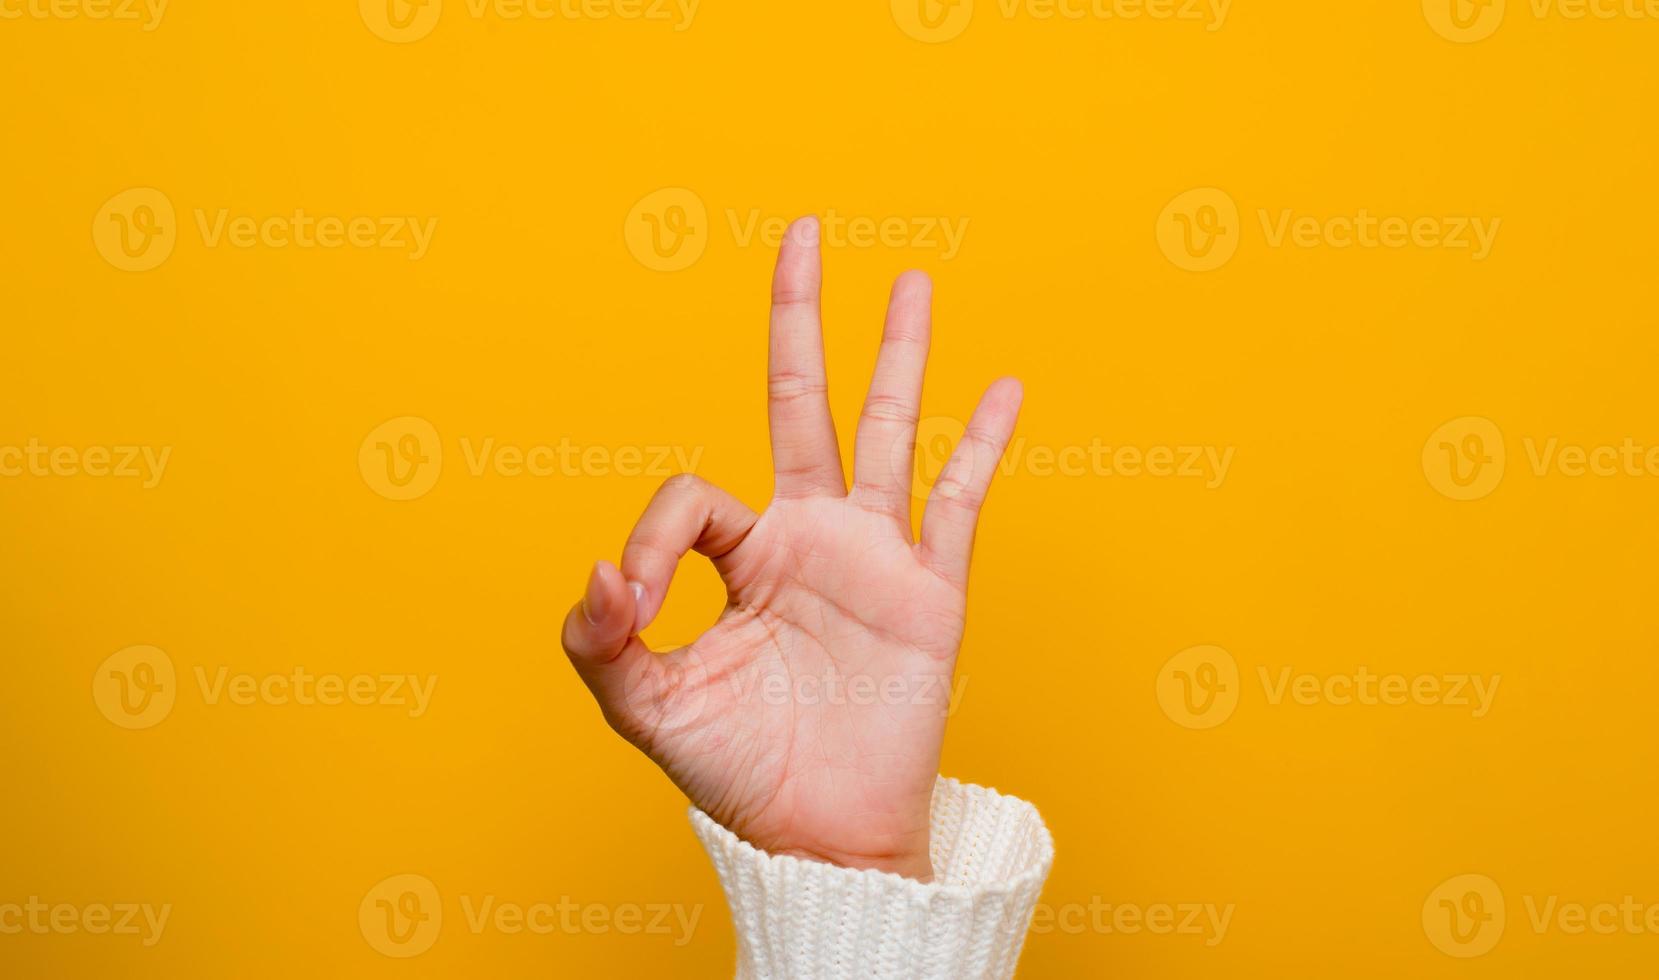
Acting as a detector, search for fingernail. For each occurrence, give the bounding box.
[629,581,648,631]
[582,561,612,626]
[791,215,820,247]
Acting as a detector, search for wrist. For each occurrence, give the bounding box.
[773,842,934,883]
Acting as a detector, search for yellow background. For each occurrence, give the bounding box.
[3,0,1657,976]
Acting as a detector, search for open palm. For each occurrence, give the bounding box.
[562,216,1022,881]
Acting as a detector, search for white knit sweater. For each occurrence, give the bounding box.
[689,777,1054,979]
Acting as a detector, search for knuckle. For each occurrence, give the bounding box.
[660,471,705,495]
[621,537,671,563]
[767,370,829,403]
[770,284,818,307]
[932,486,984,514]
[861,394,919,426]
[881,324,928,347]
[963,428,1003,457]
[849,481,909,514]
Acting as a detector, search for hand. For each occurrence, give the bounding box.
[561,216,1023,881]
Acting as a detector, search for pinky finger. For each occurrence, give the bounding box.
[918,377,1024,590]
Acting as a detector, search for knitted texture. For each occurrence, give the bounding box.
[689,777,1054,979]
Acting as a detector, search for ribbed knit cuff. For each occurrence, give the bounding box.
[689,777,1054,980]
